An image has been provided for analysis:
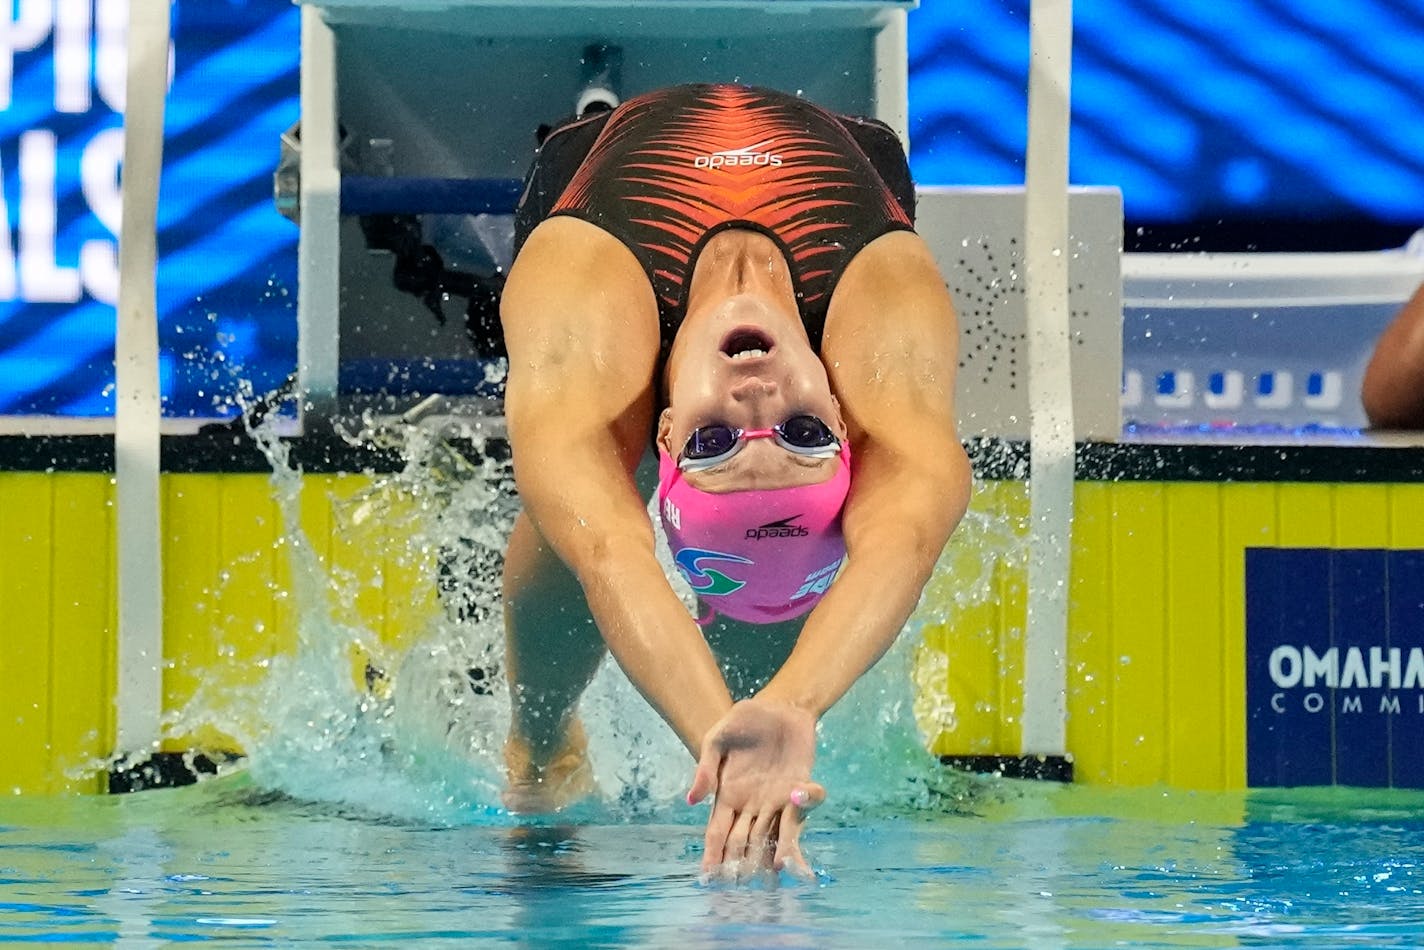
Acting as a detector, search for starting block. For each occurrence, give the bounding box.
[284,0,1125,440]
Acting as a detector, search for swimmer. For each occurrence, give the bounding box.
[498,83,971,879]
[1362,279,1424,429]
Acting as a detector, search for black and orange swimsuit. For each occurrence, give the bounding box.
[513,83,916,352]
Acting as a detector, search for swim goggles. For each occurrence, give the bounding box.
[677,414,841,472]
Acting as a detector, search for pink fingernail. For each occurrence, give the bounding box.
[790,788,808,807]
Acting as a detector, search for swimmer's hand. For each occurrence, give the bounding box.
[686,697,825,881]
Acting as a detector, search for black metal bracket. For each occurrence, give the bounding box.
[359,213,507,360]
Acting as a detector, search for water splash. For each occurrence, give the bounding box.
[155,412,1023,826]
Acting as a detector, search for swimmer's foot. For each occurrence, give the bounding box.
[503,718,597,814]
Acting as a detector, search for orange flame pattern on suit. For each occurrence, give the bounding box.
[550,84,912,325]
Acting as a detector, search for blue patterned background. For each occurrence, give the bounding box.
[0,1,299,416]
[909,1,1424,228]
[0,0,1421,416]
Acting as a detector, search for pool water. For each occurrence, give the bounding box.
[3,778,1422,948]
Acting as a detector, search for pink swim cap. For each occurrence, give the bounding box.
[657,443,852,624]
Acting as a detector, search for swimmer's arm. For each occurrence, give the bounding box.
[501,219,734,753]
[759,231,972,716]
[1362,280,1424,429]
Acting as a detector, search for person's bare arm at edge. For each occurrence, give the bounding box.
[502,217,734,756]
[1362,280,1424,429]
[688,231,972,875]
[769,232,971,708]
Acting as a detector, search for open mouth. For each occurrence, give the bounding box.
[721,328,774,362]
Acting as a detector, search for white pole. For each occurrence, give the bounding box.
[297,6,342,423]
[1020,0,1074,757]
[872,8,910,147]
[114,0,170,761]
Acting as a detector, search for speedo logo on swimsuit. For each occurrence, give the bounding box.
[746,516,809,540]
[693,140,784,170]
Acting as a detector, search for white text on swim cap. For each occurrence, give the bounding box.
[791,559,843,600]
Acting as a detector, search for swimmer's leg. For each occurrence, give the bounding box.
[501,509,606,811]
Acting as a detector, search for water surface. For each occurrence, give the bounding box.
[3,779,1422,947]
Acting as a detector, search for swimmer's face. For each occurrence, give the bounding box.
[661,294,847,493]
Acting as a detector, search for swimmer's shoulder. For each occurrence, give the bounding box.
[503,217,659,359]
[512,216,650,295]
[830,231,945,315]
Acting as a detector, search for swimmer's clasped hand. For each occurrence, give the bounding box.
[685,698,822,882]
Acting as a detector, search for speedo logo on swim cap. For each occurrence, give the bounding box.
[746,516,809,540]
[693,140,784,170]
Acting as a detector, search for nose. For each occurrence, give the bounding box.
[730,376,778,402]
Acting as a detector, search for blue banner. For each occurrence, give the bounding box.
[1247,548,1424,789]
[908,0,1424,225]
[0,0,298,416]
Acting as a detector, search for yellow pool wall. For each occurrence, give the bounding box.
[3,462,1423,795]
[0,470,438,795]
[923,478,1424,788]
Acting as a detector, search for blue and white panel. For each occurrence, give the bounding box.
[0,0,298,417]
[908,0,1424,226]
[1247,547,1424,789]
